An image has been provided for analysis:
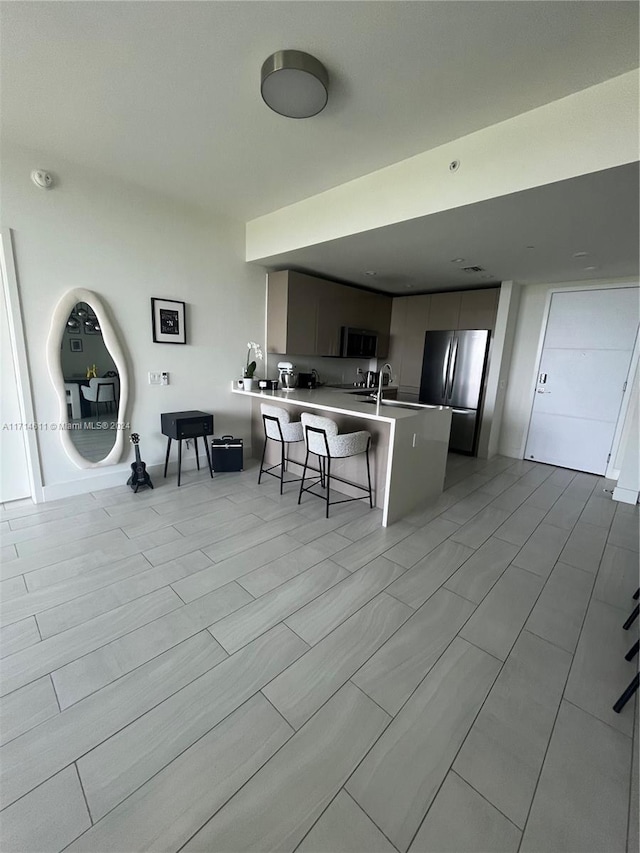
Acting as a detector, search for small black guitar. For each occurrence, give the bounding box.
[127,433,154,492]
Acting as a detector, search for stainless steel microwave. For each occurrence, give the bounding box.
[340,327,379,358]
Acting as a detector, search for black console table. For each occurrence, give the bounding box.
[161,410,214,487]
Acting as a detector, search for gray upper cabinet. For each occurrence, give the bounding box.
[267,270,392,357]
[267,271,320,355]
[427,291,462,330]
[458,288,500,330]
[399,294,431,388]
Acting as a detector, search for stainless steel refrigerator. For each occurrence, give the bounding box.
[419,329,491,455]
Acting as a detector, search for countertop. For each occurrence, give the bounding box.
[231,385,448,423]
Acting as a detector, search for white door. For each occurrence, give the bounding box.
[0,262,30,502]
[525,287,639,475]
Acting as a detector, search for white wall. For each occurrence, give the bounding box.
[0,257,30,501]
[1,144,265,497]
[477,281,521,460]
[498,277,640,460]
[612,358,639,503]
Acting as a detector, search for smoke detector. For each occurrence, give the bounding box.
[31,170,54,189]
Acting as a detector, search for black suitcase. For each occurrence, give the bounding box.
[210,435,243,472]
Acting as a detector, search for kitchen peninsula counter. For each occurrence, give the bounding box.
[232,386,452,526]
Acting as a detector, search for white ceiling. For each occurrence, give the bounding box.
[2,2,638,291]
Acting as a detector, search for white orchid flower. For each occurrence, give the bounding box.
[245,342,264,377]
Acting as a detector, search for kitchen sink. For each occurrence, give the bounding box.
[360,399,433,410]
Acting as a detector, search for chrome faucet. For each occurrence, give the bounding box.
[374,363,393,413]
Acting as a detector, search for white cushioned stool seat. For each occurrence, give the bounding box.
[261,404,304,443]
[298,413,373,518]
[258,404,304,494]
[301,413,370,458]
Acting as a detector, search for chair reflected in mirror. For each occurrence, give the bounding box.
[81,378,119,415]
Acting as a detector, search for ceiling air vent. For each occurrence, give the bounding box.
[462,265,484,273]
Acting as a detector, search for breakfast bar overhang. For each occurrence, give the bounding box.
[233,386,452,526]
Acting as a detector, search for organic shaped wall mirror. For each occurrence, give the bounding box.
[47,288,129,468]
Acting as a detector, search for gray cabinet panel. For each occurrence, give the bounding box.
[267,271,392,357]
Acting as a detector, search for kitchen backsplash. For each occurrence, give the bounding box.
[266,354,378,386]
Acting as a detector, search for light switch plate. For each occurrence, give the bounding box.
[149,372,162,385]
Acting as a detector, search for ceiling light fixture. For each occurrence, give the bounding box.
[66,302,100,333]
[261,50,329,118]
[584,266,597,271]
[573,251,589,258]
[451,258,465,263]
[364,270,377,277]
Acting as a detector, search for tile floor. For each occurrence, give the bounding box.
[0,453,638,852]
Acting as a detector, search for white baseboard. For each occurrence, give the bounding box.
[612,485,639,505]
[40,458,204,502]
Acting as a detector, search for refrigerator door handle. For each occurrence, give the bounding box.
[447,336,459,400]
[441,341,452,398]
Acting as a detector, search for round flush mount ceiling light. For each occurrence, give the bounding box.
[261,50,329,118]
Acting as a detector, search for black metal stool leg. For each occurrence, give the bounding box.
[298,449,310,505]
[258,437,268,484]
[177,440,182,487]
[325,456,331,518]
[204,437,213,477]
[365,444,373,508]
[163,438,172,478]
[625,640,639,662]
[280,441,286,495]
[194,438,200,471]
[613,673,639,714]
[623,604,639,630]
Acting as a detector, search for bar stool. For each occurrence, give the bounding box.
[258,404,304,494]
[613,588,640,714]
[298,413,373,518]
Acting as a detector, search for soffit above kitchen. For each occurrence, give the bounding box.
[2,1,638,221]
[254,162,640,294]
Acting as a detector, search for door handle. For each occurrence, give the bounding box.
[441,342,451,398]
[447,338,458,400]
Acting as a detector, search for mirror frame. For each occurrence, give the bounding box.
[46,287,129,469]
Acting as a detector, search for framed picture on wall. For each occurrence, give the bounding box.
[151,298,186,344]
[70,338,83,352]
